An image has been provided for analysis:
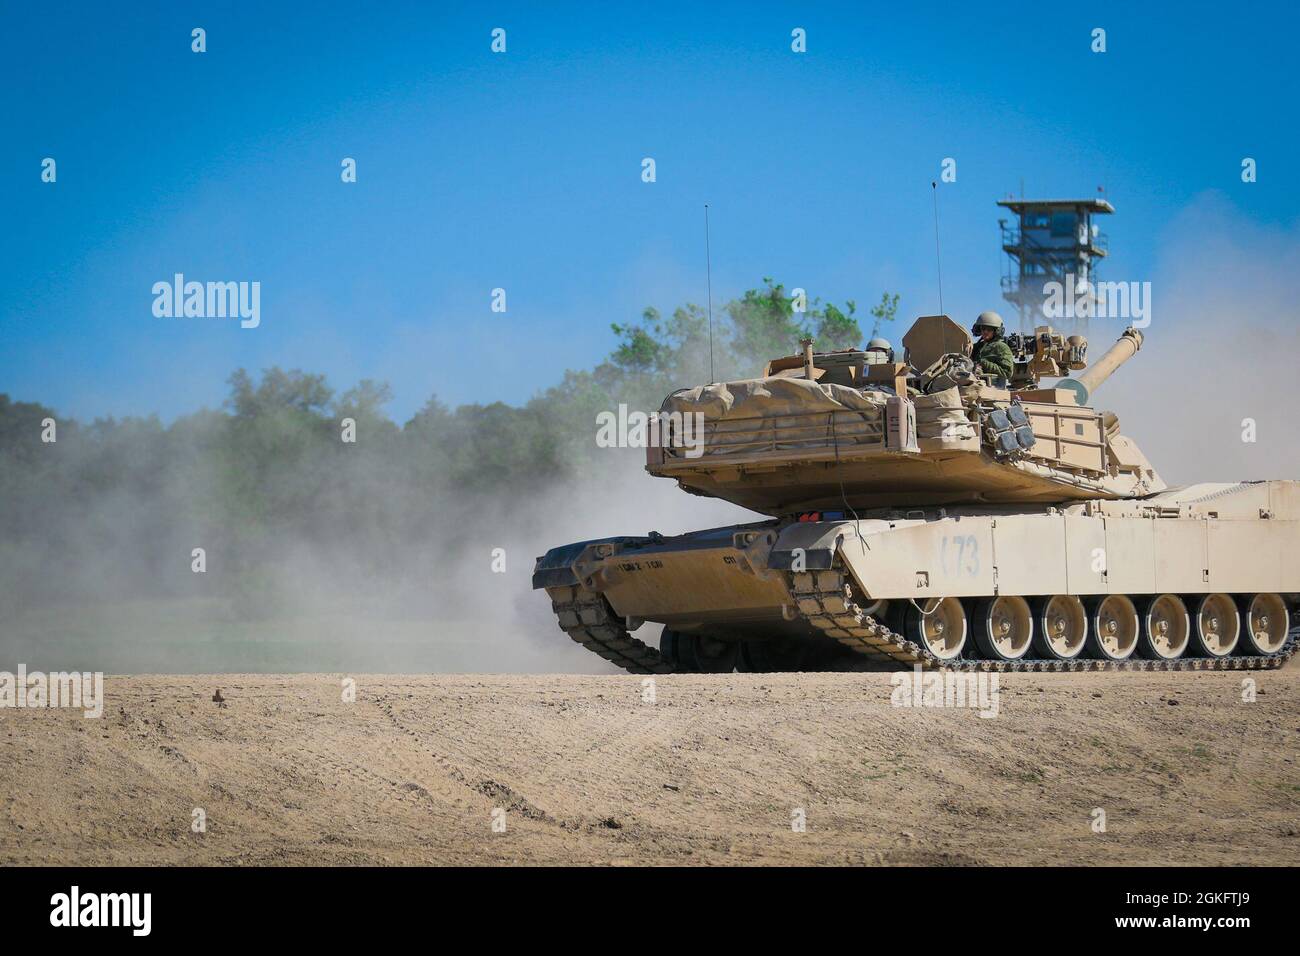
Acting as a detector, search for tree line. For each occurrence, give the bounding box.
[0,280,897,618]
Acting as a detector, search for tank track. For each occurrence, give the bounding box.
[546,585,675,674]
[546,571,1297,675]
[791,566,1299,672]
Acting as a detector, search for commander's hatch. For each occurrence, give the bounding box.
[902,315,971,372]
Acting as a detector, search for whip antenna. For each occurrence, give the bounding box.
[704,204,715,382]
[931,181,945,315]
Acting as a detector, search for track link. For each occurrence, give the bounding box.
[790,566,1299,672]
[546,585,674,674]
[546,570,1296,674]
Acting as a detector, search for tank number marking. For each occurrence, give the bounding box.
[619,560,665,572]
[940,535,980,577]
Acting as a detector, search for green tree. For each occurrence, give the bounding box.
[724,279,806,369]
[814,300,861,350]
[869,292,900,339]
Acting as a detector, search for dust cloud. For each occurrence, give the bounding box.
[0,424,757,676]
[1100,193,1300,484]
[4,193,1294,675]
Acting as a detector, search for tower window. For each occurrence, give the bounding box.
[1050,211,1078,237]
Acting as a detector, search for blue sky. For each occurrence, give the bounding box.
[3,0,1296,423]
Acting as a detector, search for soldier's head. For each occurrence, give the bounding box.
[972,311,1004,341]
[864,337,893,363]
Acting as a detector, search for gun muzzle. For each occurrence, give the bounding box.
[1058,328,1143,405]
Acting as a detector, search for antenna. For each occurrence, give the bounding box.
[704,203,715,382]
[930,181,944,315]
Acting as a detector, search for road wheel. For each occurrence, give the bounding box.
[902,597,967,661]
[973,596,1034,661]
[1191,593,1240,658]
[659,628,682,668]
[1240,593,1289,655]
[1086,595,1139,661]
[662,629,738,673]
[737,639,807,672]
[1138,594,1190,660]
[1033,595,1087,660]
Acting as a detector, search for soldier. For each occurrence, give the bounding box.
[864,336,893,364]
[970,311,1014,382]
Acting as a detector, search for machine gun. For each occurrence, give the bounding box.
[1006,326,1089,389]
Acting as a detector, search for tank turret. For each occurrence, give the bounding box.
[644,313,1162,513]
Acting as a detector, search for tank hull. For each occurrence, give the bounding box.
[533,480,1300,672]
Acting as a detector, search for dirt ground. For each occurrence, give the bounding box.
[2,669,1298,865]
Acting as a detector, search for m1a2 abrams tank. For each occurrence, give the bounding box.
[533,314,1299,673]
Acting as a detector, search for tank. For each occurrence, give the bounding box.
[533,315,1299,673]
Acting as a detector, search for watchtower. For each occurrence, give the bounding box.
[998,197,1113,331]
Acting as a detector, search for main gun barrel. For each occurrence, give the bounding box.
[1059,327,1143,405]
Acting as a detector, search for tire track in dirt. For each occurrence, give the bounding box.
[4,672,1297,865]
[370,691,563,827]
[369,688,697,837]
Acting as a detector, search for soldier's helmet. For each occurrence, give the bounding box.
[972,311,1004,335]
[864,337,894,364]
